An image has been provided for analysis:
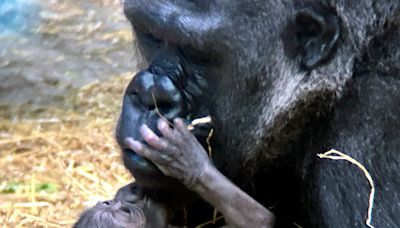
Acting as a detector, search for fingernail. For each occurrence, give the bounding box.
[139,124,151,134]
[158,118,168,129]
[173,118,181,124]
[123,137,133,146]
[124,138,142,151]
[173,118,185,127]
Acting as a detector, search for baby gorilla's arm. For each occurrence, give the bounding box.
[125,118,275,228]
[74,183,169,228]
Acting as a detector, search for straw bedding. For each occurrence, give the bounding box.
[0,74,133,227]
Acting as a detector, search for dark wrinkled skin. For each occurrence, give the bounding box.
[82,0,400,227]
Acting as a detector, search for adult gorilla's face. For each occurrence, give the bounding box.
[116,0,342,186]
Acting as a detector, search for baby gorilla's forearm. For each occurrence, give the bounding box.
[192,164,275,228]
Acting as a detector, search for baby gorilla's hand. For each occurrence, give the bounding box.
[124,118,211,188]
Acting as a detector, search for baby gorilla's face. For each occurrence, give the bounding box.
[74,200,146,228]
[74,183,168,228]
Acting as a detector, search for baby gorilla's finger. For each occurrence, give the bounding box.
[124,138,171,165]
[173,118,192,137]
[139,124,168,150]
[157,118,177,142]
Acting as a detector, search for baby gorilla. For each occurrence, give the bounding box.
[74,183,169,228]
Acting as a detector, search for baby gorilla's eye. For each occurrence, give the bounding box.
[120,206,132,214]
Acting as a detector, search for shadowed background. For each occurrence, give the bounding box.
[0,0,137,226]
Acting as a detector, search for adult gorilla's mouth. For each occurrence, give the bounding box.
[123,148,160,174]
[116,46,212,187]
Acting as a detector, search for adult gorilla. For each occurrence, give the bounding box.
[81,0,400,227]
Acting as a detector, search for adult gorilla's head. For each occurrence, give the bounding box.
[116,0,399,187]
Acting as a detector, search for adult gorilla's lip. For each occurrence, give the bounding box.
[124,148,147,166]
[123,148,160,173]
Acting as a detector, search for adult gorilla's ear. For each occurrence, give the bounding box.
[284,7,340,69]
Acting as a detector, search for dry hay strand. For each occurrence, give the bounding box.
[187,116,212,131]
[317,149,375,228]
[0,74,133,227]
[195,215,224,228]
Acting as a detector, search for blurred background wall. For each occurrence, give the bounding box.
[0,1,136,226]
[0,0,135,107]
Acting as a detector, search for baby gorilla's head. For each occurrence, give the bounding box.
[74,200,146,228]
[74,183,168,228]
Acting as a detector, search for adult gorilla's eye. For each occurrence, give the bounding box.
[178,46,211,65]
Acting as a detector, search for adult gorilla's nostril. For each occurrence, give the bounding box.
[153,76,183,110]
[131,70,156,107]
[131,69,185,119]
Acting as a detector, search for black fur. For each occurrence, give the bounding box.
[112,0,400,227]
